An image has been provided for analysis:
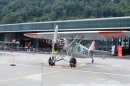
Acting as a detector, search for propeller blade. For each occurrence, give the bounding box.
[51,25,58,56]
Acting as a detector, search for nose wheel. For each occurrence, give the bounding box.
[70,58,76,68]
[92,60,94,63]
[48,56,55,66]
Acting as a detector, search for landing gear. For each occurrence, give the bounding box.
[70,58,77,68]
[92,59,94,63]
[48,56,55,66]
[91,56,94,63]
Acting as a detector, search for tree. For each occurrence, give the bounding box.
[0,0,130,24]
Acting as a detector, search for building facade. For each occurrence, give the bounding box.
[0,16,130,55]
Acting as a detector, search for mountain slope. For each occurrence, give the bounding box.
[0,0,130,24]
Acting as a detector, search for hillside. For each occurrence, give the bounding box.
[0,0,130,24]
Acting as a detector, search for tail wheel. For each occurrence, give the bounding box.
[48,56,55,66]
[70,58,76,68]
[92,60,94,63]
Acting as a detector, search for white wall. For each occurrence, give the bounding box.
[0,33,16,50]
[4,33,15,42]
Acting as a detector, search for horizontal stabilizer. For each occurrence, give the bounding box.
[90,50,110,55]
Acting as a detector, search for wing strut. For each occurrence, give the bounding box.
[66,35,79,49]
[51,25,58,56]
[78,35,84,43]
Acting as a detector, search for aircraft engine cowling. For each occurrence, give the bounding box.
[54,37,66,51]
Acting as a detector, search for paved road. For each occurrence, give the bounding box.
[0,51,130,86]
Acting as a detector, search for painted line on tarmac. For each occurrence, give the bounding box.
[17,54,42,62]
[5,62,72,69]
[86,64,130,67]
[4,63,61,69]
[19,54,44,61]
[0,62,85,83]
[70,69,130,77]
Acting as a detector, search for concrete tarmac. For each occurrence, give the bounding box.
[0,51,130,86]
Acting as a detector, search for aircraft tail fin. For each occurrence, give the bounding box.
[89,41,96,50]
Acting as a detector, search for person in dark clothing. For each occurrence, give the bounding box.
[32,45,36,55]
[27,42,31,54]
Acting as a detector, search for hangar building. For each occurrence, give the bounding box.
[0,16,130,55]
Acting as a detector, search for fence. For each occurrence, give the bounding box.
[0,46,52,53]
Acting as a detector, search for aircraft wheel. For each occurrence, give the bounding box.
[92,60,94,63]
[70,58,76,68]
[48,56,55,66]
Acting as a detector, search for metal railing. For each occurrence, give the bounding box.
[0,47,52,53]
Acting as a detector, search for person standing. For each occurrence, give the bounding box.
[27,42,31,54]
[33,45,35,55]
[25,42,28,51]
[111,45,115,56]
[25,42,27,47]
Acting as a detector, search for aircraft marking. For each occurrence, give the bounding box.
[78,46,81,52]
[26,33,38,36]
[99,31,128,39]
[83,48,88,55]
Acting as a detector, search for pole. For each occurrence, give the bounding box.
[12,43,13,53]
[10,53,16,66]
[3,43,5,51]
[106,40,107,51]
[41,63,44,86]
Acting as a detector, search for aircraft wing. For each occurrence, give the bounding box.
[90,50,111,55]
[24,30,130,40]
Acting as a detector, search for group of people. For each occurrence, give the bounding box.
[25,42,35,55]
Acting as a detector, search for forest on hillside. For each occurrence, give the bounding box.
[0,0,130,24]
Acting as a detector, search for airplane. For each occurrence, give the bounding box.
[24,25,130,68]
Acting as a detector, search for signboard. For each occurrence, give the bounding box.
[12,39,16,43]
[118,46,122,56]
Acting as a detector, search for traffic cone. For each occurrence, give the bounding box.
[10,53,16,66]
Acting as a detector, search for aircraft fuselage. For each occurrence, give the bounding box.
[66,42,90,58]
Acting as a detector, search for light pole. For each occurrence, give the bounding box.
[41,63,44,86]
